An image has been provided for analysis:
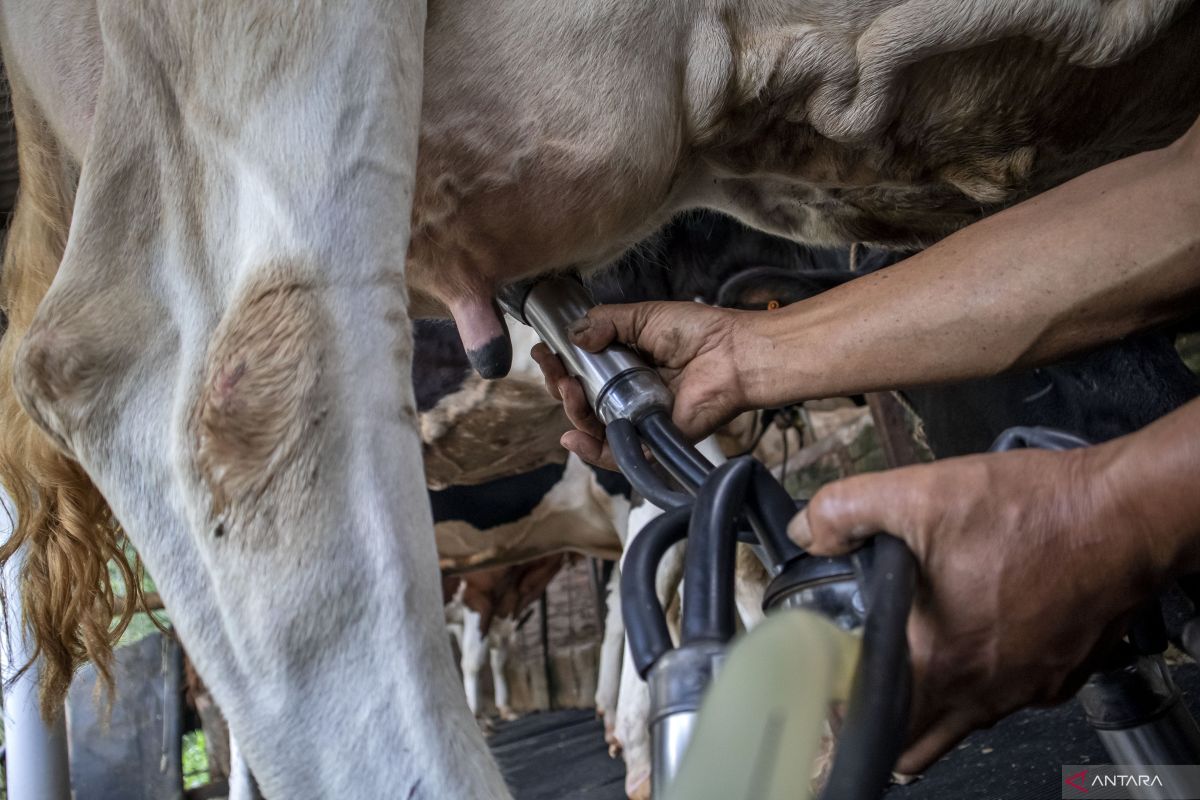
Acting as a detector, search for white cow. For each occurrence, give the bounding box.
[1,2,1199,798]
[0,4,507,798]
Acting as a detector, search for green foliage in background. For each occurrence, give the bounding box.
[182,730,211,789]
[107,546,168,647]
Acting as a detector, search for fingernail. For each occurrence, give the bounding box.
[567,317,592,338]
[788,509,812,548]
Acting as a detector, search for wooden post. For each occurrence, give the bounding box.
[865,392,922,468]
[587,558,608,631]
[539,593,556,710]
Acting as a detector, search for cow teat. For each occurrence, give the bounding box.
[449,297,513,379]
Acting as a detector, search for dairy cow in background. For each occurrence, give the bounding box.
[443,555,566,722]
[414,319,631,570]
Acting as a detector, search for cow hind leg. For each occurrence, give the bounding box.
[613,501,684,799]
[595,565,624,735]
[228,734,264,800]
[0,80,148,711]
[615,645,653,800]
[489,621,517,721]
[460,608,488,717]
[2,4,511,796]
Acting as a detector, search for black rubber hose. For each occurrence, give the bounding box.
[621,505,692,677]
[637,410,715,491]
[746,463,805,568]
[606,419,692,509]
[681,457,754,645]
[821,534,918,800]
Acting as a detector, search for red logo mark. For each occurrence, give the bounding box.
[1065,770,1089,793]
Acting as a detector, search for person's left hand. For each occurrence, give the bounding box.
[789,445,1169,774]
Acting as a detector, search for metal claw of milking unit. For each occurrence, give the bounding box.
[500,274,1200,800]
[500,274,917,800]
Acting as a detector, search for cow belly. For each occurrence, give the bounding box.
[422,375,570,488]
[436,494,622,572]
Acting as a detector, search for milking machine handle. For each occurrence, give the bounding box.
[823,426,1103,797]
[821,534,917,800]
[501,273,923,799]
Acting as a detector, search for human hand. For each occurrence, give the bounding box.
[789,446,1167,774]
[531,301,749,469]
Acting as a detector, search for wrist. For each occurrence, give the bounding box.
[729,305,825,409]
[1087,432,1198,588]
[728,309,782,409]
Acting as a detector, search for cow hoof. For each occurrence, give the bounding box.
[605,726,622,758]
[499,707,519,722]
[625,771,651,800]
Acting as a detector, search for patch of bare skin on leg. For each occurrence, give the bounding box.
[193,278,330,541]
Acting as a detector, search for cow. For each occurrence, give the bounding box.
[443,555,566,723]
[2,3,1200,796]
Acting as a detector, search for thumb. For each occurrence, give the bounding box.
[567,303,654,353]
[788,468,927,556]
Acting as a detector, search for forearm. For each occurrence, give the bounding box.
[1091,396,1200,582]
[738,122,1200,406]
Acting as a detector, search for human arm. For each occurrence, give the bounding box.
[539,115,1200,464]
[789,395,1200,772]
[739,115,1200,406]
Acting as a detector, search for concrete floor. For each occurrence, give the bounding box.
[493,664,1200,800]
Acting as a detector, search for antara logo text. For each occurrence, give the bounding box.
[1095,775,1164,788]
[1064,769,1165,793]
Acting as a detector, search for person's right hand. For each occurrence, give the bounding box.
[530,301,748,469]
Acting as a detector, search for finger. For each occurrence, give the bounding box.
[561,430,617,471]
[568,303,656,353]
[896,708,980,774]
[788,467,931,557]
[531,343,567,400]
[558,377,606,441]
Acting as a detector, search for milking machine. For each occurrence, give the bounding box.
[499,274,1200,799]
[501,274,916,799]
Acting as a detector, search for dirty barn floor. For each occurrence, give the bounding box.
[493,664,1200,800]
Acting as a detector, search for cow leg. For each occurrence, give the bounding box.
[1,3,508,797]
[228,734,263,800]
[595,565,624,736]
[615,644,653,800]
[734,544,770,631]
[489,619,518,721]
[460,608,488,717]
[613,500,685,800]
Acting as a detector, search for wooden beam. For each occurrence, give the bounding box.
[865,392,923,469]
[113,591,165,616]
